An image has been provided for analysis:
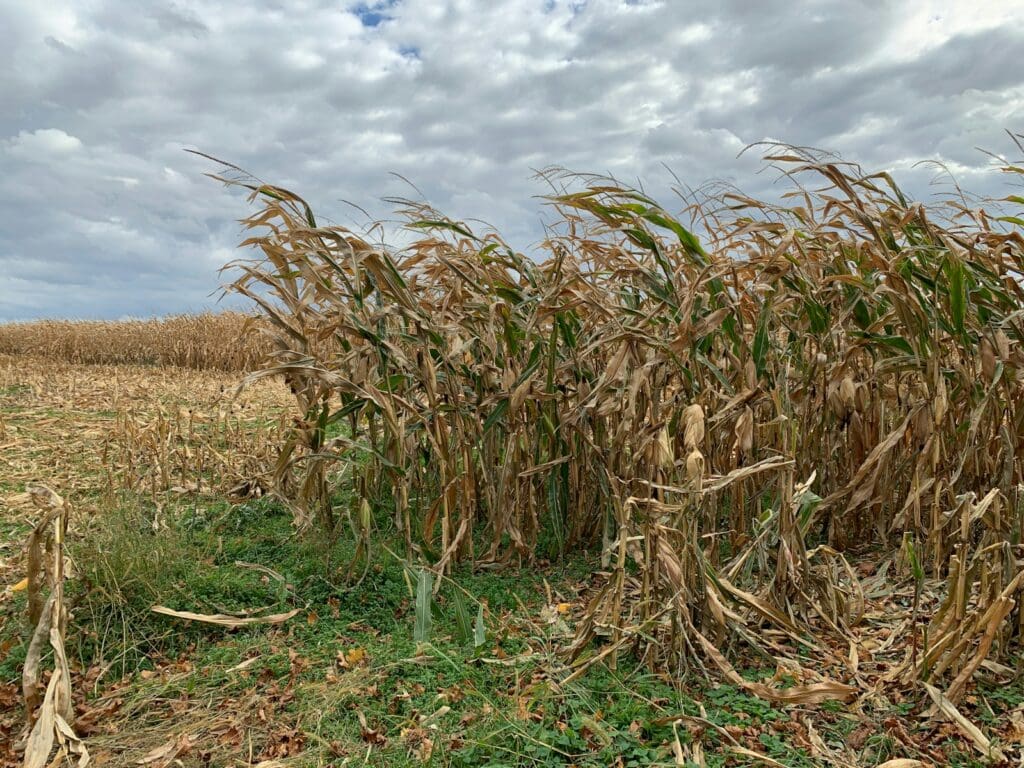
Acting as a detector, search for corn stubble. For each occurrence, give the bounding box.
[212,140,1024,700]
[20,486,89,768]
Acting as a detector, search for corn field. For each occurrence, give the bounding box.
[0,312,265,371]
[212,141,1024,698]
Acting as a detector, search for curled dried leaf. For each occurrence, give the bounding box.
[681,404,705,451]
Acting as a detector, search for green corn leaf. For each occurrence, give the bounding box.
[695,350,734,394]
[483,398,509,433]
[408,219,480,241]
[944,258,966,337]
[452,589,472,645]
[414,568,433,644]
[803,297,829,334]
[473,604,486,648]
[752,303,771,378]
[902,533,924,586]
[796,491,823,536]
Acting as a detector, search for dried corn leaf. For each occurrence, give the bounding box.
[923,682,1006,763]
[151,605,299,627]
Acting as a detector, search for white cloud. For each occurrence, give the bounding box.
[5,128,82,158]
[0,0,1023,319]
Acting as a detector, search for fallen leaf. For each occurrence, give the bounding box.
[357,711,386,746]
[345,647,367,666]
[151,605,299,628]
[227,656,260,673]
[695,630,857,704]
[923,682,1006,763]
[1008,705,1024,743]
[136,733,196,766]
[728,745,790,767]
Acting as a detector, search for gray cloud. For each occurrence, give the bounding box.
[1,0,1022,320]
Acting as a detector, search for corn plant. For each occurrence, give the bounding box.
[207,136,1024,694]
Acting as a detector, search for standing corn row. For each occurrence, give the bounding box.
[215,141,1024,683]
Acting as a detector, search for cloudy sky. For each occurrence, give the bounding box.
[2,0,1023,320]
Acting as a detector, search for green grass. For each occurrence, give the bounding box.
[0,491,778,764]
[4,485,1020,766]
